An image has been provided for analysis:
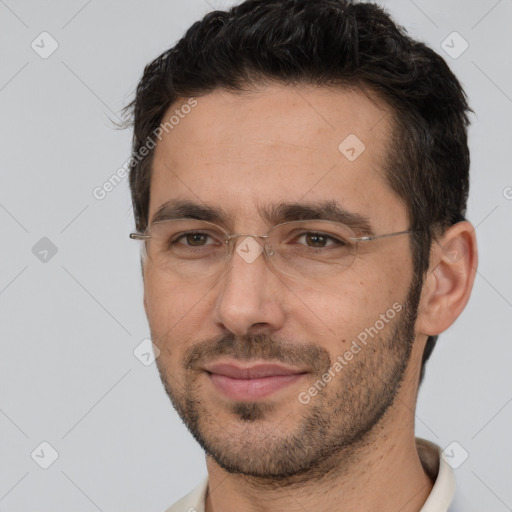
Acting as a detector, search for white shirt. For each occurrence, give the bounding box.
[165,437,455,512]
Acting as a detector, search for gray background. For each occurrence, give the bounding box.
[0,0,511,510]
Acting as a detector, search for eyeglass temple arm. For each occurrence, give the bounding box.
[352,229,417,242]
[129,233,150,240]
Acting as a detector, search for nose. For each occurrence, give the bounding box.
[212,237,286,337]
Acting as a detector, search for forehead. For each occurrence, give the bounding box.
[150,84,406,231]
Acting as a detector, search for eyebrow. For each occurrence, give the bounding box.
[150,199,375,235]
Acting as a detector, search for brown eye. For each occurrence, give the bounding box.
[297,232,346,248]
[305,233,328,247]
[183,233,209,246]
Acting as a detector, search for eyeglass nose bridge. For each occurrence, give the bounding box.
[224,232,275,260]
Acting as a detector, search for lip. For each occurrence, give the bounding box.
[204,362,308,401]
[205,362,306,379]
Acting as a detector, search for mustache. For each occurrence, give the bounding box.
[183,332,332,374]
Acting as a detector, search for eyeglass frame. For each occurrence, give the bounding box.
[129,217,419,277]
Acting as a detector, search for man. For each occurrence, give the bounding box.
[125,1,477,510]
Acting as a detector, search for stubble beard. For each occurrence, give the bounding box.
[155,277,422,484]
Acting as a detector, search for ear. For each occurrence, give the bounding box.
[416,221,478,336]
[143,292,149,318]
[141,264,149,317]
[140,257,149,316]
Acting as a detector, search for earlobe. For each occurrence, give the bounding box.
[416,221,478,336]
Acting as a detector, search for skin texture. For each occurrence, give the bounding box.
[141,84,478,512]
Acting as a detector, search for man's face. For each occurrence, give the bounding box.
[143,85,422,478]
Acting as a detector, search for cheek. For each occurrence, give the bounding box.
[143,269,223,358]
[144,273,198,339]
[294,264,410,350]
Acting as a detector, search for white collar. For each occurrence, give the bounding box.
[166,437,455,512]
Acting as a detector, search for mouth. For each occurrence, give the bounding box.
[203,362,308,401]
